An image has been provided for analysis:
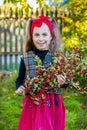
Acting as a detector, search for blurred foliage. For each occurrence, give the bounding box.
[62,0,87,49]
[3,0,62,7]
[0,2,63,18]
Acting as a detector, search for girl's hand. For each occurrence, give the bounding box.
[16,85,25,96]
[57,74,66,85]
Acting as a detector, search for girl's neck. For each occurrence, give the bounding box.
[33,49,49,62]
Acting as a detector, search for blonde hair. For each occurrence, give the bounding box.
[25,17,62,53]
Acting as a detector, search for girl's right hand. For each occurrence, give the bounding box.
[57,74,66,85]
[16,85,25,96]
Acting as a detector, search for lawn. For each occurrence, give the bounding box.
[0,72,87,130]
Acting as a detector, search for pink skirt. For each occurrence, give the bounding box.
[18,94,66,130]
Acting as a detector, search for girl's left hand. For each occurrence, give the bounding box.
[57,74,66,85]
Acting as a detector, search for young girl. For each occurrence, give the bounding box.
[16,15,67,130]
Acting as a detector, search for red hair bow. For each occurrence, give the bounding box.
[30,15,53,36]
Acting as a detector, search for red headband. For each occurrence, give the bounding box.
[30,15,53,36]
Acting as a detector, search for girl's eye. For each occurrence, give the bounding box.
[33,33,47,37]
[43,33,47,36]
[34,33,39,36]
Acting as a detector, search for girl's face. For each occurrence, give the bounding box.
[32,23,52,50]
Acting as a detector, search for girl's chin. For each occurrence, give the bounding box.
[38,48,45,51]
[36,47,46,50]
[35,45,49,50]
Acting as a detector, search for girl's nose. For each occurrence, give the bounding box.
[38,35,43,41]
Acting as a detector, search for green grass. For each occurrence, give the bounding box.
[63,91,87,130]
[0,72,87,130]
[0,72,23,130]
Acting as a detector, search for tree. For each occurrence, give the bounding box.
[62,0,87,49]
[3,0,61,7]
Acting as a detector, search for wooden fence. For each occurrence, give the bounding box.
[0,19,26,71]
[0,7,70,71]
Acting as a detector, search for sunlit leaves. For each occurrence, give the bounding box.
[62,0,87,51]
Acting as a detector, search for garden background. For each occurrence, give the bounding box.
[0,0,87,130]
